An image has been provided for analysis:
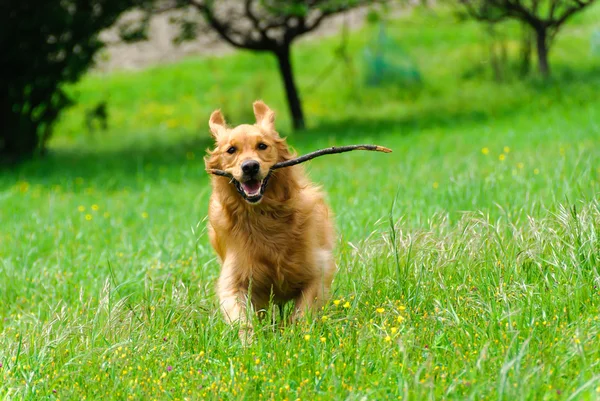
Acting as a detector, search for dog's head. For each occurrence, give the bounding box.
[205,101,293,204]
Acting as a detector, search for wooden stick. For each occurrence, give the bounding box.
[272,144,391,170]
[208,169,234,179]
[206,144,392,178]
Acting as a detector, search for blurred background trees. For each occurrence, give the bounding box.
[1,0,599,167]
[120,0,376,130]
[458,0,597,76]
[0,0,141,165]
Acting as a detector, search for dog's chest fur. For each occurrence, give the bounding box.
[209,189,321,304]
[228,207,315,301]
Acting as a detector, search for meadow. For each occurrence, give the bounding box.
[1,6,600,400]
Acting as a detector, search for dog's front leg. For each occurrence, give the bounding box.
[217,261,254,344]
[292,252,335,321]
[292,277,332,322]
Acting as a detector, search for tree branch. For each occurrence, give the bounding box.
[551,0,594,27]
[188,0,273,50]
[459,0,509,23]
[244,0,269,40]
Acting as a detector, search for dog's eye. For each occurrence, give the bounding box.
[226,146,236,154]
[257,143,268,150]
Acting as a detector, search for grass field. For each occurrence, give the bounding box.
[1,6,600,400]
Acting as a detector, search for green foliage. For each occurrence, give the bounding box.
[0,0,139,164]
[1,5,600,400]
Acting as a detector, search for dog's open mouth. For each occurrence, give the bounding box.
[233,175,271,204]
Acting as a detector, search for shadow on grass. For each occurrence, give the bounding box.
[7,104,502,187]
[0,103,547,188]
[4,65,598,187]
[5,136,214,188]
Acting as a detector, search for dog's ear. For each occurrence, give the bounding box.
[209,109,227,139]
[253,100,275,132]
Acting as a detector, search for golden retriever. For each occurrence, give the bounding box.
[205,101,335,341]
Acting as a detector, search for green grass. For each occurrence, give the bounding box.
[2,6,600,400]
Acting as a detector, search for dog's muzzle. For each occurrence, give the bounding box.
[232,172,272,204]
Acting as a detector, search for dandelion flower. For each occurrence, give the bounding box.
[343,302,351,309]
[321,315,329,322]
[376,308,385,314]
[304,334,311,341]
[432,182,439,189]
[499,154,506,161]
[333,300,341,306]
[503,146,510,153]
[517,162,524,169]
[91,204,99,211]
[142,212,149,219]
[481,147,489,155]
[391,327,398,334]
[397,315,405,323]
[320,337,326,343]
[85,214,92,221]
[384,336,391,342]
[78,205,85,212]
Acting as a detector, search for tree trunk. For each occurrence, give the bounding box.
[0,100,39,166]
[275,44,305,130]
[535,28,550,77]
[0,131,38,166]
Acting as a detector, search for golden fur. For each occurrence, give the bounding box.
[205,101,336,340]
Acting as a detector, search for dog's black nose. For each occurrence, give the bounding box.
[241,160,260,175]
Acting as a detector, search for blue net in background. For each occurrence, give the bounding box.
[363,23,422,87]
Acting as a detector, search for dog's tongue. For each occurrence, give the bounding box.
[242,179,261,195]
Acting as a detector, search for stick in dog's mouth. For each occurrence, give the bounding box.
[207,144,392,202]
